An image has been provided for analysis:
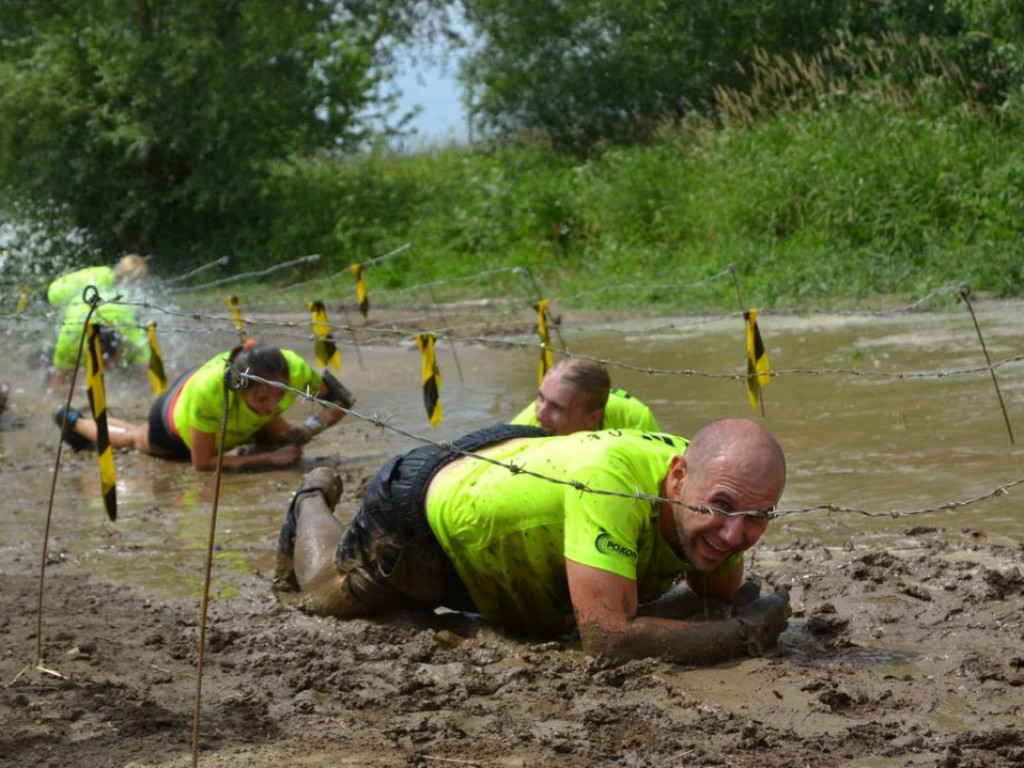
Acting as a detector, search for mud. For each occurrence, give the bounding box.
[3,531,1023,767]
[2,301,1024,767]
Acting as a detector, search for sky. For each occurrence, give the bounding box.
[393,56,469,145]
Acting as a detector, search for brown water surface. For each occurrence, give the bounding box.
[2,302,1022,598]
[3,301,1024,766]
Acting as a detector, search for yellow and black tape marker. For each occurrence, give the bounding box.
[535,299,554,386]
[147,322,167,395]
[416,332,443,428]
[227,294,245,342]
[351,263,369,318]
[16,284,29,314]
[86,322,117,521]
[308,300,341,371]
[744,308,771,414]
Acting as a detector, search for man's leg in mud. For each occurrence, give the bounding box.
[288,471,374,618]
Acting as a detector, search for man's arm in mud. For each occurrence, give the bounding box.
[566,559,789,664]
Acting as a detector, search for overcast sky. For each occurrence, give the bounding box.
[393,57,468,144]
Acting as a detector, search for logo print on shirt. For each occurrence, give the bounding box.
[595,532,637,561]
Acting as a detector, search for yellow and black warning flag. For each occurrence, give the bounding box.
[535,299,554,386]
[416,332,443,427]
[308,300,341,371]
[16,284,29,314]
[147,322,167,395]
[227,294,245,342]
[86,322,117,521]
[351,264,369,318]
[744,308,771,414]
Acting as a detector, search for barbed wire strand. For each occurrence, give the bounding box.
[13,294,1024,384]
[236,368,1022,522]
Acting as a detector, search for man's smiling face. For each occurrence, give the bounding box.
[662,451,781,573]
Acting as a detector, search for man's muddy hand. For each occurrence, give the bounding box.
[732,585,791,656]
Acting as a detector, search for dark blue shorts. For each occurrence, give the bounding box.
[336,423,547,612]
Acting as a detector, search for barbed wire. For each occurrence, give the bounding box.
[10,293,1024,385]
[2,257,971,319]
[164,253,322,295]
[771,475,1024,519]
[234,368,1021,522]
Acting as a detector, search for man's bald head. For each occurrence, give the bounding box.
[684,418,787,501]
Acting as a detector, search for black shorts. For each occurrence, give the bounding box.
[145,368,195,460]
[335,423,547,612]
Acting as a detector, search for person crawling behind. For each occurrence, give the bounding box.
[276,418,791,664]
[55,342,355,472]
[510,357,660,436]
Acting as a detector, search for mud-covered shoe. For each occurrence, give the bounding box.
[275,467,344,590]
[54,405,94,452]
[321,370,356,409]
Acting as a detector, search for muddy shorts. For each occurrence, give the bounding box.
[145,368,195,460]
[335,423,547,612]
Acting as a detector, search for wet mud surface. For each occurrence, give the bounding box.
[3,528,1023,768]
[2,303,1024,767]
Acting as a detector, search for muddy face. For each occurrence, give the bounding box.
[243,379,288,415]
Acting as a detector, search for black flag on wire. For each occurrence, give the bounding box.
[744,308,771,413]
[351,264,369,318]
[417,332,443,427]
[308,300,342,371]
[535,299,553,386]
[227,294,246,343]
[147,322,167,395]
[86,322,117,521]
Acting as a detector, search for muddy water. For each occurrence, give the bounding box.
[1,301,1022,598]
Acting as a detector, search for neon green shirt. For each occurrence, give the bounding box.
[171,349,322,451]
[47,266,117,306]
[426,429,692,634]
[510,388,660,432]
[52,298,150,371]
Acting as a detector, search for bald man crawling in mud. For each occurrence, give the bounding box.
[276,418,791,664]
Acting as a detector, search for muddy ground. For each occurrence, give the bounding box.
[2,303,1024,767]
[3,500,1023,767]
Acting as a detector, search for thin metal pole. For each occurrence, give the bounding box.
[428,286,465,386]
[191,369,234,766]
[959,287,1014,444]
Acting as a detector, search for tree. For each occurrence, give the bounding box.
[457,0,999,155]
[0,0,451,266]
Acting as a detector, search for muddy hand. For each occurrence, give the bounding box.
[282,424,314,446]
[733,585,791,656]
[732,579,762,611]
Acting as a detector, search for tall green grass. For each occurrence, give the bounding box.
[259,34,1024,314]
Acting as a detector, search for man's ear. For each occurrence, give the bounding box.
[585,407,605,430]
[665,455,688,498]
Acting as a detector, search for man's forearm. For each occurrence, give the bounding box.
[578,615,755,665]
[637,582,731,621]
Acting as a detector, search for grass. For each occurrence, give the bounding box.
[10,32,1023,319]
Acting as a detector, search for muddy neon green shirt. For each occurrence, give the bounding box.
[52,297,150,371]
[47,266,117,306]
[171,349,322,451]
[426,429,694,634]
[510,388,660,433]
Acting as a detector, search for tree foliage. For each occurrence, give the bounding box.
[458,0,1022,155]
[0,0,449,267]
